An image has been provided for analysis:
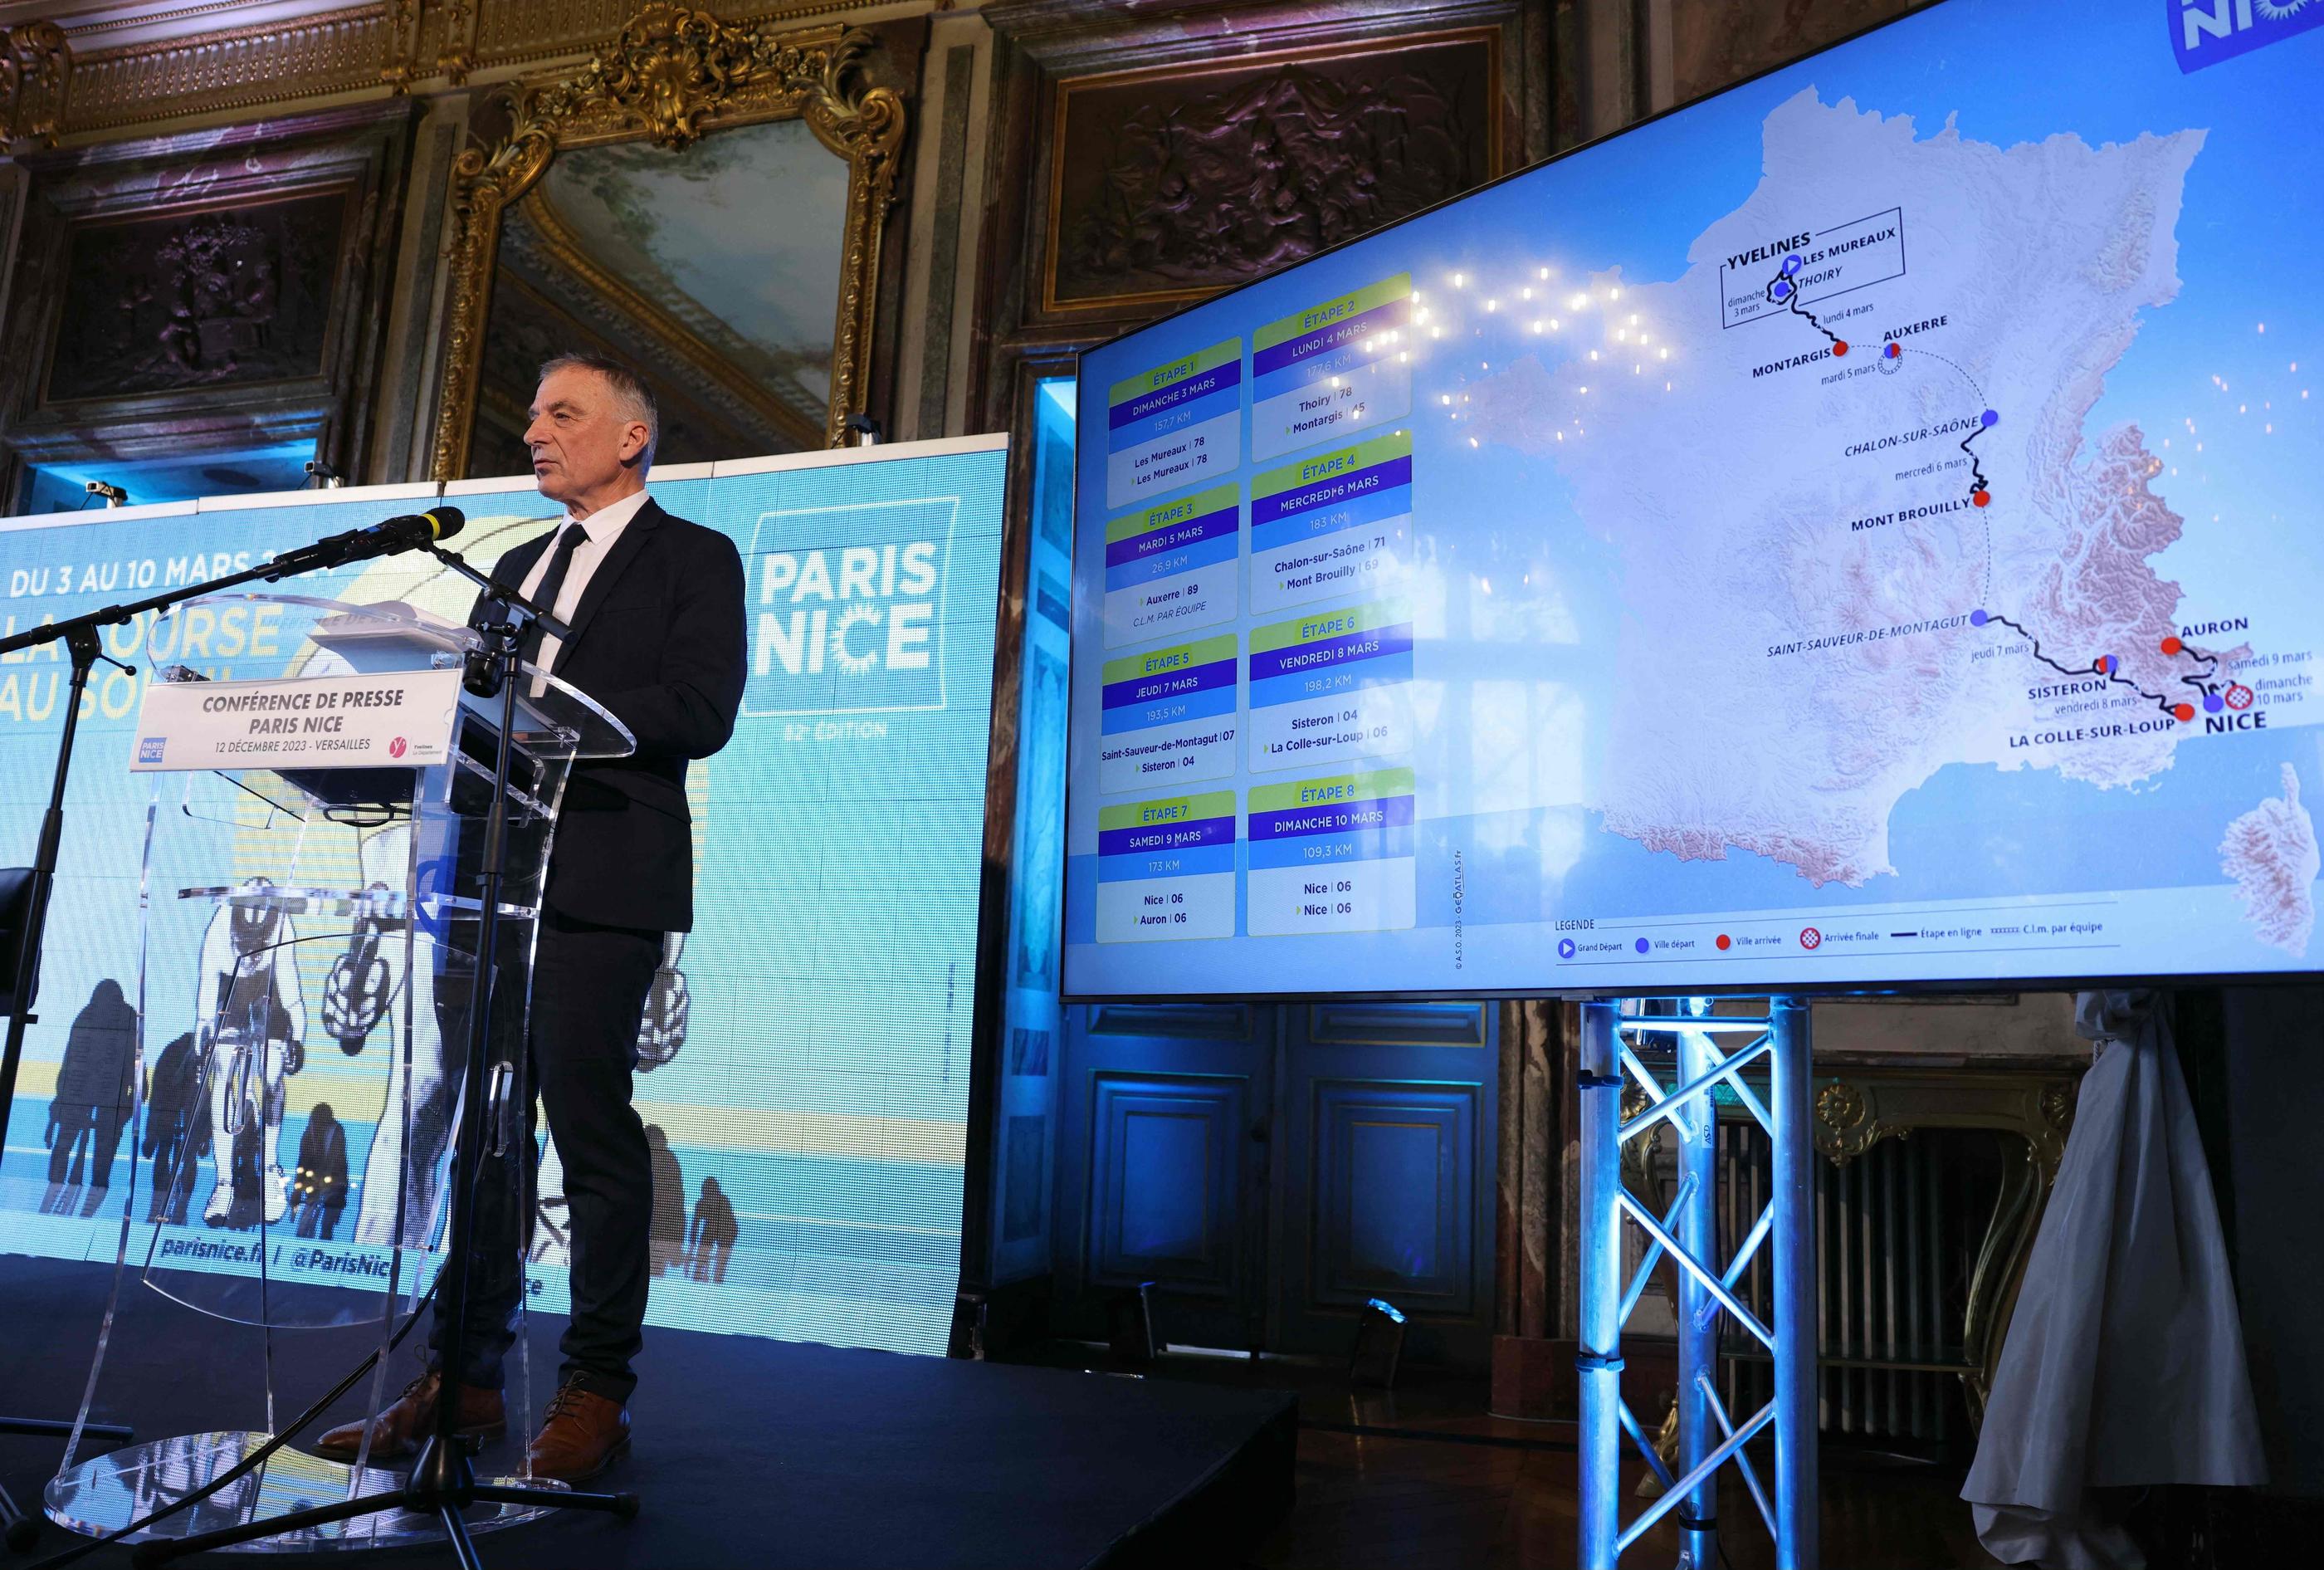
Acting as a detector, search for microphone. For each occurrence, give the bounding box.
[276,506,466,573]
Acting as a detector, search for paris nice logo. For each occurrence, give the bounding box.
[2171,0,2324,71]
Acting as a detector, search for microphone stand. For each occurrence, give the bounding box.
[133,544,637,1566]
[0,547,363,1551]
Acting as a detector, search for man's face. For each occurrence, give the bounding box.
[524,365,647,506]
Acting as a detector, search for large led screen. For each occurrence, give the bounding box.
[1065,0,2324,998]
[1,435,1007,1354]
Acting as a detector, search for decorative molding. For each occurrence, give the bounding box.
[1799,1064,2082,1425]
[380,0,422,92]
[436,0,480,85]
[1814,1080,1871,1161]
[65,6,389,135]
[428,5,904,476]
[0,20,71,147]
[472,0,880,75]
[0,2,908,142]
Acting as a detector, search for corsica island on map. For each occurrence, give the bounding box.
[1471,90,2219,889]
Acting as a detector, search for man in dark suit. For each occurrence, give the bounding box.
[320,352,745,1482]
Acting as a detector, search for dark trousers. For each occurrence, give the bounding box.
[428,909,662,1403]
[48,1103,125,1188]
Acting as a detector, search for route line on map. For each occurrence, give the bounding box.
[1762,254,1843,352]
[1911,348,1994,501]
[1760,252,2236,726]
[1970,609,2230,723]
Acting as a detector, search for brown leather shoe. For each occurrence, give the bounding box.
[313,1371,506,1462]
[526,1382,631,1483]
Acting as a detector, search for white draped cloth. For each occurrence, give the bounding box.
[1962,990,2266,1568]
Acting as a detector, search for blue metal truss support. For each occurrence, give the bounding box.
[1575,996,1818,1570]
[1577,999,1625,1569]
[1675,1008,1720,1570]
[1770,997,1819,1570]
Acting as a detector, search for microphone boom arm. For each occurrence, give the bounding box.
[423,542,569,645]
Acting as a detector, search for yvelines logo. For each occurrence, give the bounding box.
[744,497,958,717]
[2172,0,2324,71]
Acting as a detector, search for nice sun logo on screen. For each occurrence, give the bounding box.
[2172,0,2324,71]
[744,498,957,717]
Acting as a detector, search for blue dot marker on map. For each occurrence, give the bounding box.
[2097,654,2116,675]
[1773,280,1792,299]
[1634,937,1651,955]
[1782,255,1802,276]
[1981,409,1999,428]
[2205,692,2226,713]
[1970,609,1990,627]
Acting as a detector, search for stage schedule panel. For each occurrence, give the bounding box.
[1062,0,2324,999]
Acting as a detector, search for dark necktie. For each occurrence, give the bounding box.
[519,522,590,669]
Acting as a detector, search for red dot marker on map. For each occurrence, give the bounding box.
[1883,343,1901,359]
[1971,490,1990,507]
[2173,703,2196,722]
[2160,636,2184,655]
[1832,340,1849,357]
[1716,934,1732,951]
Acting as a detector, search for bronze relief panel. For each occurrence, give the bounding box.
[46,193,350,404]
[1044,31,1501,316]
[1670,0,1919,105]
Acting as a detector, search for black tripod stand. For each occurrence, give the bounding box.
[1,625,140,1553]
[129,557,637,1566]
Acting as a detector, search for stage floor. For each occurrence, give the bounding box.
[0,1256,1294,1568]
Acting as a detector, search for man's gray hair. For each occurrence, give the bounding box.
[539,352,659,471]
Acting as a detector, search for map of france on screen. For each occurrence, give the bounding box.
[1064,0,2324,996]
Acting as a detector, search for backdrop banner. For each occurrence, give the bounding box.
[1,435,1008,1356]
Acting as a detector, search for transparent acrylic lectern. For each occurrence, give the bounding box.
[44,594,633,1552]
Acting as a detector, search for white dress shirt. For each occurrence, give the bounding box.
[519,487,652,674]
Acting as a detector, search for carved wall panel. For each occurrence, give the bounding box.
[973,0,1550,436]
[1669,0,1917,104]
[1043,32,1500,315]
[46,192,344,401]
[0,100,415,502]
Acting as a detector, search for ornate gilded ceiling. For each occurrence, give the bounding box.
[0,0,896,144]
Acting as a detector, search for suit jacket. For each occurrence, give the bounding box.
[476,496,746,934]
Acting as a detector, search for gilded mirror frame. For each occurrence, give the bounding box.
[428,4,906,479]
